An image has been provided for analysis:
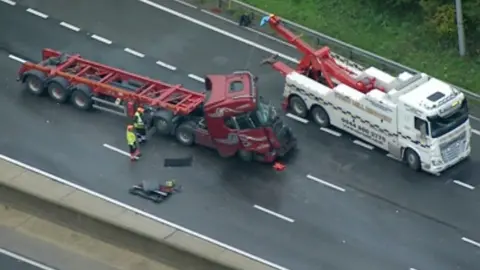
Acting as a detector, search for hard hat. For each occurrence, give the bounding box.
[127,125,134,131]
[137,107,144,113]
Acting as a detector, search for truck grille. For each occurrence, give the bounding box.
[440,131,466,163]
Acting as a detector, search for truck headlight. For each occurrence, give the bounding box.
[431,159,443,166]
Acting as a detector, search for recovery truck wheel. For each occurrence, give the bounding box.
[237,150,253,162]
[23,70,47,96]
[404,148,421,171]
[71,84,93,111]
[311,105,330,127]
[47,76,70,103]
[289,95,308,118]
[175,121,195,146]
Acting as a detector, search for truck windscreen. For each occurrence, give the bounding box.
[250,100,277,127]
[428,99,469,138]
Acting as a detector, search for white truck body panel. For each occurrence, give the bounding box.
[284,66,471,174]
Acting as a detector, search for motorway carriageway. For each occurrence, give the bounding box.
[1,0,480,269]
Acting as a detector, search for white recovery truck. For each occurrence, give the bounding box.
[283,67,472,174]
[261,13,471,174]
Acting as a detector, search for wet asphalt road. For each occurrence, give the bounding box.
[1,1,480,269]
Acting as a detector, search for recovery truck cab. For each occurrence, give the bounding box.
[260,14,471,174]
[16,49,295,163]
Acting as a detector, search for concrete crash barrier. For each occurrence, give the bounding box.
[0,154,288,270]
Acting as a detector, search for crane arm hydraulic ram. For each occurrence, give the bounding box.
[20,49,205,115]
[260,15,379,93]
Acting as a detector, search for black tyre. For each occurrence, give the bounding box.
[310,105,330,127]
[405,148,421,171]
[175,121,195,146]
[23,70,47,96]
[71,88,93,110]
[153,110,174,135]
[47,76,70,103]
[288,96,308,118]
[237,150,253,162]
[155,117,172,135]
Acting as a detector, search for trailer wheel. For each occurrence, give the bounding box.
[405,148,421,171]
[23,70,47,96]
[71,84,93,111]
[175,121,195,146]
[289,96,308,118]
[311,105,330,127]
[237,150,253,162]
[153,110,174,135]
[47,76,70,103]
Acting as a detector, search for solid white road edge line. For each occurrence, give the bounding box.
[103,143,139,159]
[59,22,80,32]
[320,127,341,137]
[26,8,49,19]
[124,48,145,58]
[306,174,346,192]
[285,113,308,124]
[8,54,26,63]
[452,180,475,190]
[156,60,177,71]
[462,237,480,248]
[188,74,205,83]
[353,140,374,150]
[0,154,290,270]
[91,34,112,45]
[1,0,16,6]
[174,0,197,9]
[0,248,57,270]
[473,129,480,136]
[253,205,294,223]
[139,0,299,63]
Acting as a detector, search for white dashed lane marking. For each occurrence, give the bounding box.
[188,74,205,83]
[253,205,294,223]
[156,60,177,71]
[26,8,48,19]
[473,129,480,136]
[462,237,480,248]
[124,48,145,58]
[103,143,139,159]
[320,127,341,137]
[452,180,475,190]
[8,54,26,63]
[59,22,80,32]
[285,113,308,124]
[307,174,346,192]
[353,139,374,150]
[91,34,113,45]
[0,0,16,6]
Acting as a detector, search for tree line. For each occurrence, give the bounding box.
[382,0,479,55]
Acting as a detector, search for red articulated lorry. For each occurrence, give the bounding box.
[17,49,297,162]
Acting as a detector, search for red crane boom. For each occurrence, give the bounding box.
[263,15,380,94]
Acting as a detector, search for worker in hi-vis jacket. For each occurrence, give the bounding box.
[126,125,141,161]
[133,107,147,143]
